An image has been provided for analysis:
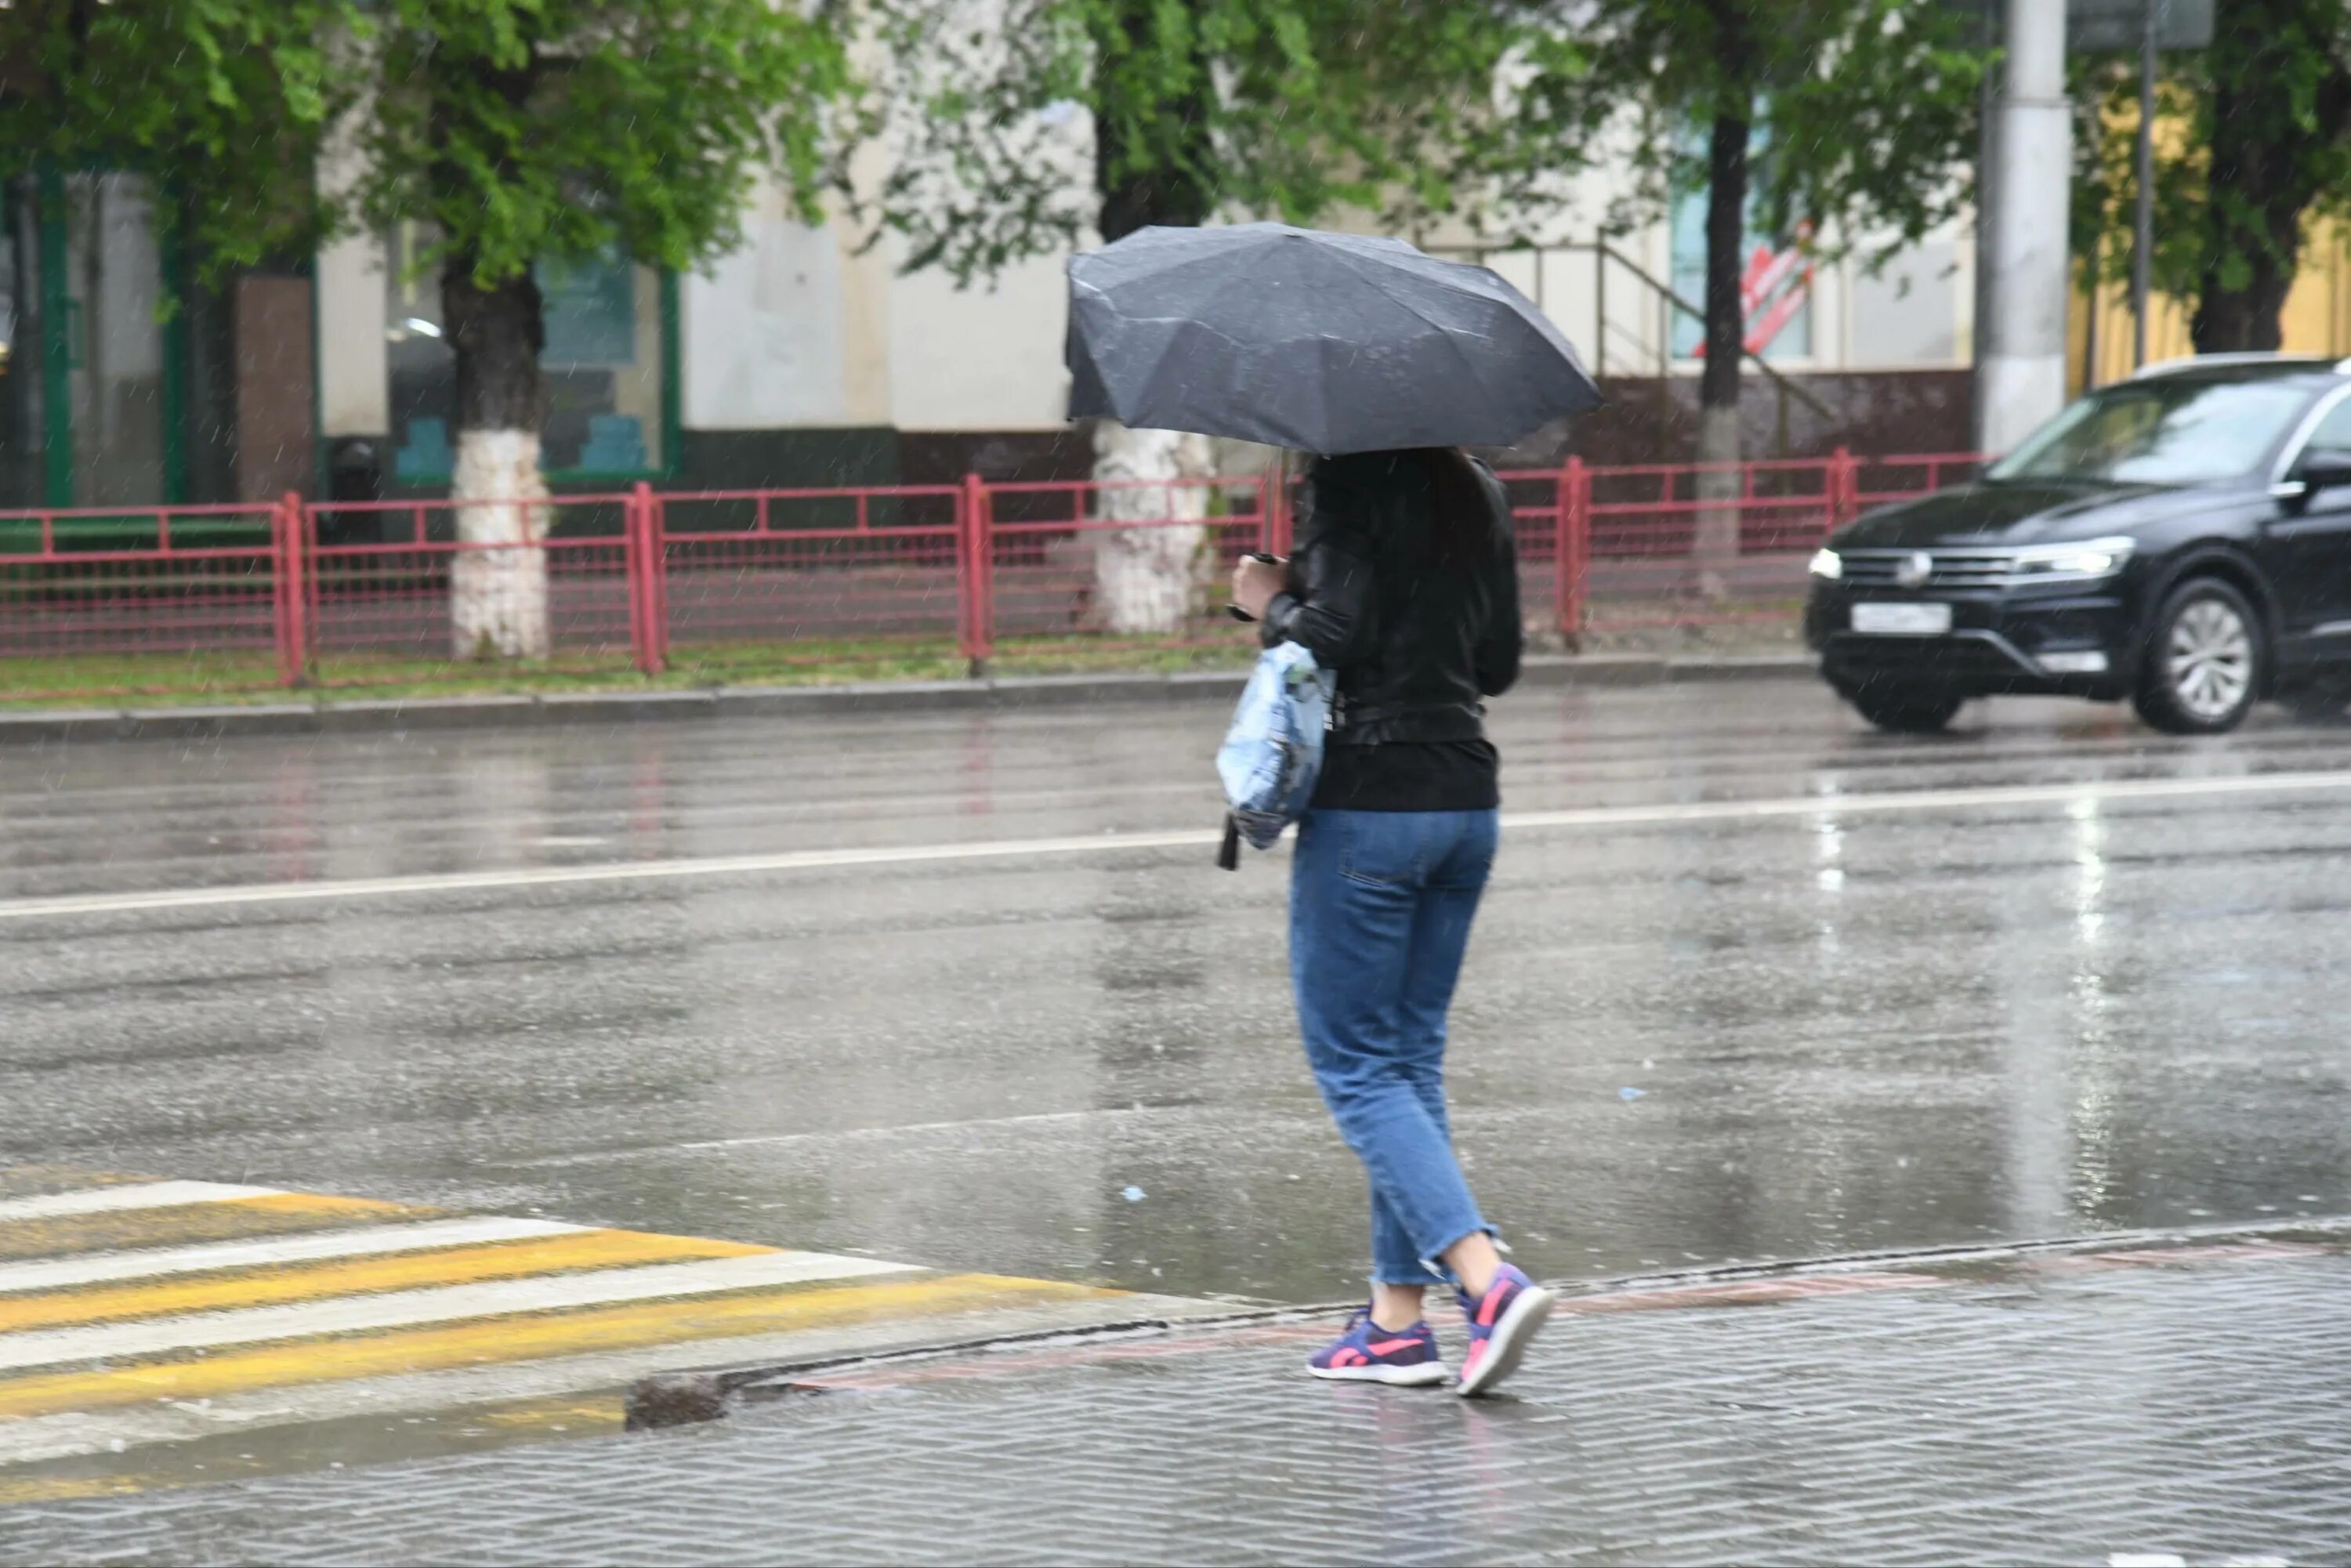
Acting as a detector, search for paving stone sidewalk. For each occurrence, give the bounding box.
[5,1233,2348,1567]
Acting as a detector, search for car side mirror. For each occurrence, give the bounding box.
[2295,453,2351,495]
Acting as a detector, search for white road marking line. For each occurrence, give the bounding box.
[1499,770,2351,831]
[0,832,1219,922]
[0,1291,1219,1468]
[509,1107,1132,1170]
[0,1182,284,1225]
[0,1251,924,1374]
[0,1217,588,1297]
[5,767,2351,923]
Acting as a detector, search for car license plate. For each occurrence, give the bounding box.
[1851,601,1952,636]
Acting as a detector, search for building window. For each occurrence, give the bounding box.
[383,223,671,483]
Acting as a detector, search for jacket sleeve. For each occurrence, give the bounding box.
[1474,470,1523,697]
[1260,473,1378,668]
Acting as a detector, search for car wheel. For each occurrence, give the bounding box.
[1844,686,1965,733]
[2134,578,2264,735]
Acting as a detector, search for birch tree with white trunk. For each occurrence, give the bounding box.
[1090,423,1214,632]
[338,0,847,658]
[846,0,1512,633]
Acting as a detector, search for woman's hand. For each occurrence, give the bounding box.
[1232,555,1287,623]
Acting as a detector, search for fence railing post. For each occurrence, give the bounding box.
[627,481,668,675]
[650,491,671,672]
[274,491,310,687]
[272,496,291,686]
[1556,458,1589,650]
[958,472,994,675]
[1830,445,1860,527]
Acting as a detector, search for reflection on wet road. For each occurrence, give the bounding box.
[4,683,2349,1310]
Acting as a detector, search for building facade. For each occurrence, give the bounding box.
[8,154,2342,513]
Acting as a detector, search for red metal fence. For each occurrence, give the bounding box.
[0,448,1977,698]
[0,502,292,675]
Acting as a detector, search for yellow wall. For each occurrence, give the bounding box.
[2071,218,2351,392]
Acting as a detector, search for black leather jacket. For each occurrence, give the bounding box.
[1259,451,1523,744]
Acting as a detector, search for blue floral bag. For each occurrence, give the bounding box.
[1215,641,1336,868]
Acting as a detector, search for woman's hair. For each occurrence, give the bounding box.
[1302,447,1497,566]
[1418,447,1494,568]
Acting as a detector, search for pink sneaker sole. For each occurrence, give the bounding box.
[1456,1282,1555,1397]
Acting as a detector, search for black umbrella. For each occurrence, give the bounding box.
[1067,223,1602,454]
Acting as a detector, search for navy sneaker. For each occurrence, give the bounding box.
[1307,1307,1450,1386]
[1455,1263,1555,1397]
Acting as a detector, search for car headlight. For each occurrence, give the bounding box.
[1808,548,1842,581]
[2013,538,2134,580]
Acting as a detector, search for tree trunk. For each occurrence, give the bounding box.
[444,259,549,660]
[1090,423,1213,633]
[2189,14,2302,352]
[2188,0,2351,351]
[1092,2,1212,246]
[1086,0,1215,635]
[2191,265,2293,353]
[1694,105,1751,599]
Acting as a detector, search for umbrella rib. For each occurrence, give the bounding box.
[1335,248,1600,430]
[1121,313,1265,428]
[1317,249,1512,440]
[1119,254,1341,440]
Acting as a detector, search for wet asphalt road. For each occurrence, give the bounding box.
[4,683,2349,1305]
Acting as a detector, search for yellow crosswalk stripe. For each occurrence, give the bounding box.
[0,1171,1191,1494]
[0,1474,144,1506]
[0,1215,588,1295]
[0,1229,770,1335]
[0,1271,1103,1421]
[0,1192,422,1261]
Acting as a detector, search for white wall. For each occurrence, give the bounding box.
[682,220,853,429]
[679,168,893,429]
[884,243,1071,431]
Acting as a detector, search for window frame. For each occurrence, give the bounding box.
[379,243,682,494]
[2272,383,2351,487]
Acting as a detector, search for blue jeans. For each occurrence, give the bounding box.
[1290,807,1498,1286]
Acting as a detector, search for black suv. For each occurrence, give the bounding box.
[1807,355,2351,734]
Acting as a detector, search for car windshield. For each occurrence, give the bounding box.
[1987,378,2317,485]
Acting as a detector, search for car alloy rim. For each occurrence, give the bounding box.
[2166,599,2253,720]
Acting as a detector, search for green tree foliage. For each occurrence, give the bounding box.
[1498,1,1986,419]
[0,0,348,275]
[846,0,1516,277]
[0,1,848,419]
[345,0,848,445]
[350,0,844,306]
[2072,0,2351,353]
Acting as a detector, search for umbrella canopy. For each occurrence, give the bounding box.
[1067,223,1602,455]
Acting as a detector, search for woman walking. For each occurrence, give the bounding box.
[1231,446,1553,1398]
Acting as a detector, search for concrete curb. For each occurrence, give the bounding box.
[0,654,1819,745]
[625,1211,2351,1430]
